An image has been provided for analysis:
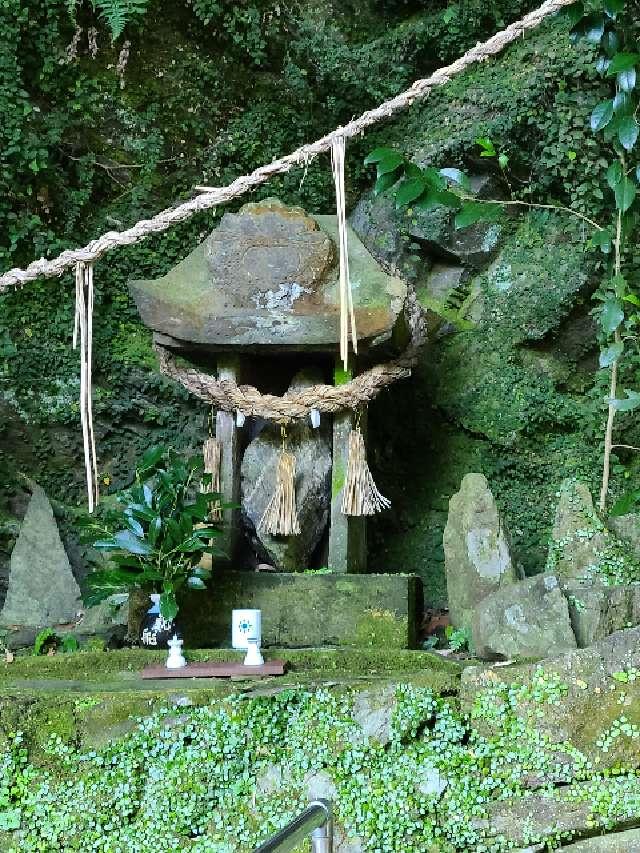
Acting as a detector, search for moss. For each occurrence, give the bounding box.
[0,646,462,685]
[348,607,409,649]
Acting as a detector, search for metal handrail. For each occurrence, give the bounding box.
[253,799,332,853]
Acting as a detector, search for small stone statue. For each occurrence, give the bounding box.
[166,635,187,669]
[243,638,264,667]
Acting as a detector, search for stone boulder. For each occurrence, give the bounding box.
[472,573,576,661]
[242,370,331,571]
[562,581,640,648]
[609,511,640,559]
[443,473,522,630]
[461,626,640,770]
[0,482,81,627]
[546,479,640,585]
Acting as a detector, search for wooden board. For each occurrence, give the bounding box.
[140,660,286,679]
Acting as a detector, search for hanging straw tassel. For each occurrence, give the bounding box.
[342,427,390,516]
[203,436,223,522]
[331,134,357,371]
[259,448,300,537]
[73,261,99,513]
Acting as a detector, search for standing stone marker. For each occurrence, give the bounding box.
[0,482,81,627]
[443,473,522,630]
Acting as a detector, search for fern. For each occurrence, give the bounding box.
[66,0,79,23]
[92,0,149,41]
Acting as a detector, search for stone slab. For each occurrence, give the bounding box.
[140,660,286,679]
[181,572,421,649]
[129,199,407,353]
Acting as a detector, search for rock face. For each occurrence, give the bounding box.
[0,483,81,627]
[472,573,576,661]
[130,198,407,353]
[461,626,640,770]
[443,473,521,630]
[562,581,640,648]
[546,479,611,583]
[352,685,396,746]
[241,370,331,571]
[560,830,640,851]
[474,780,640,849]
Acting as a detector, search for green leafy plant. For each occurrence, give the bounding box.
[33,628,57,657]
[83,445,223,620]
[445,625,470,652]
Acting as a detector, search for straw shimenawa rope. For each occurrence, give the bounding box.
[342,427,391,516]
[155,287,426,422]
[0,0,576,293]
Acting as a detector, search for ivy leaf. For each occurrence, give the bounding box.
[607,52,640,75]
[611,389,640,412]
[591,99,614,131]
[606,161,623,189]
[613,90,632,113]
[374,172,399,196]
[615,175,637,212]
[624,293,640,306]
[599,340,624,367]
[439,167,471,191]
[364,146,397,165]
[604,0,624,18]
[395,177,427,207]
[600,298,624,333]
[476,137,496,157]
[618,67,637,92]
[455,202,502,229]
[592,228,612,253]
[565,2,584,27]
[610,491,640,517]
[376,151,404,176]
[618,115,639,151]
[423,166,446,191]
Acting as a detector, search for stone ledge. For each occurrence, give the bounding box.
[181,571,422,649]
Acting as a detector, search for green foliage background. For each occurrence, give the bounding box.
[2,0,640,600]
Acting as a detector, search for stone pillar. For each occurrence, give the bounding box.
[327,366,367,573]
[216,356,242,568]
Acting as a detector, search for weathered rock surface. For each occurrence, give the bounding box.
[75,593,129,646]
[242,370,331,571]
[474,780,640,849]
[461,627,640,769]
[352,685,396,746]
[472,573,576,661]
[131,198,407,353]
[546,479,640,585]
[609,512,640,559]
[560,829,640,851]
[0,482,81,627]
[443,473,522,630]
[563,581,640,648]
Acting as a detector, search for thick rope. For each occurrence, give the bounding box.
[0,0,575,292]
[156,287,427,422]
